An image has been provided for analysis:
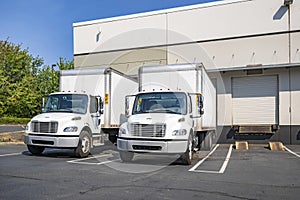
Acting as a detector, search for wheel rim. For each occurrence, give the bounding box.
[81,136,90,154]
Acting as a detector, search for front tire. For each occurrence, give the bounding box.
[75,131,91,158]
[181,134,193,165]
[119,151,134,162]
[27,145,45,155]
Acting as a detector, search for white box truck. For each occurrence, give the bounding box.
[24,68,137,157]
[117,63,216,164]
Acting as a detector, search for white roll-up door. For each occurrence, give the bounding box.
[232,75,278,125]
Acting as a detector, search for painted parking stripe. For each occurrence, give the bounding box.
[284,146,300,158]
[189,144,233,174]
[0,152,22,157]
[67,154,110,163]
[219,144,233,173]
[67,153,119,165]
[189,144,219,172]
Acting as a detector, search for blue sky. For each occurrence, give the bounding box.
[0,0,218,66]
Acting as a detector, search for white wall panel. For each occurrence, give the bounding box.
[291,32,300,63]
[74,14,166,54]
[201,34,289,69]
[291,0,300,30]
[167,0,288,44]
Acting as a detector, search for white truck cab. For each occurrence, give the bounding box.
[24,92,103,157]
[117,64,216,165]
[24,67,137,157]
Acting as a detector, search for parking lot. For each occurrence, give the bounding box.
[0,143,299,200]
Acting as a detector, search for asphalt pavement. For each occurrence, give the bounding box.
[0,125,25,133]
[0,143,299,200]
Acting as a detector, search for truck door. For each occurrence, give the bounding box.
[89,96,103,134]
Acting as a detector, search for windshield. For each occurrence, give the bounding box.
[132,92,187,115]
[44,94,88,114]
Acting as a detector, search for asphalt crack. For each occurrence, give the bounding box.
[0,174,43,181]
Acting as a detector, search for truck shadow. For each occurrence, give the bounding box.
[22,143,118,159]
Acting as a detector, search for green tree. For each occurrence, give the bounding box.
[0,39,43,117]
[0,39,74,118]
[57,57,74,70]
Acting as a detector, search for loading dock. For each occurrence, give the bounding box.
[73,0,300,144]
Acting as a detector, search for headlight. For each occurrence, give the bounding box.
[25,123,30,131]
[119,127,127,135]
[172,129,187,136]
[63,126,78,132]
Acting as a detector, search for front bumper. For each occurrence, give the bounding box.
[24,134,79,148]
[117,137,188,153]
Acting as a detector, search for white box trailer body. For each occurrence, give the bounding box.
[24,68,137,157]
[117,63,216,164]
[60,68,137,130]
[139,63,216,131]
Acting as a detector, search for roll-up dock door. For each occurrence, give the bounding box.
[232,75,278,125]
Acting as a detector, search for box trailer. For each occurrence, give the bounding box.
[24,68,137,157]
[117,63,216,164]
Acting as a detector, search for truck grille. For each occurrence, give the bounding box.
[31,121,58,133]
[129,123,166,137]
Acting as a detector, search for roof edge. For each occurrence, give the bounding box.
[73,0,250,27]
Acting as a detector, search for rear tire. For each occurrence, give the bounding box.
[75,131,91,158]
[27,145,45,155]
[119,151,134,162]
[203,131,213,150]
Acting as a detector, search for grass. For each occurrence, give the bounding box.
[0,117,30,125]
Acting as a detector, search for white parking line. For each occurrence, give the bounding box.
[189,144,219,172]
[189,144,233,174]
[284,146,300,158]
[0,152,22,157]
[67,154,119,165]
[67,154,110,163]
[219,144,233,173]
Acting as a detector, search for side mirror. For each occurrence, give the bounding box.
[42,97,47,113]
[125,96,130,117]
[125,95,136,117]
[198,95,204,115]
[96,96,104,115]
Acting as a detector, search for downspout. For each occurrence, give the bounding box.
[286,0,292,144]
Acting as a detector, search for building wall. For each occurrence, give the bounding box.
[73,0,300,144]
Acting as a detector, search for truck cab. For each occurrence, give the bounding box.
[24,92,104,157]
[24,67,137,157]
[118,91,203,164]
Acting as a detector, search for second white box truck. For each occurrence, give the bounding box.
[24,68,137,157]
[117,63,216,164]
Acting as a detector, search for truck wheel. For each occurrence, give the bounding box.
[181,134,193,165]
[119,151,134,162]
[27,145,45,155]
[75,131,91,158]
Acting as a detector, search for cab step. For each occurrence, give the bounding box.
[92,134,108,147]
